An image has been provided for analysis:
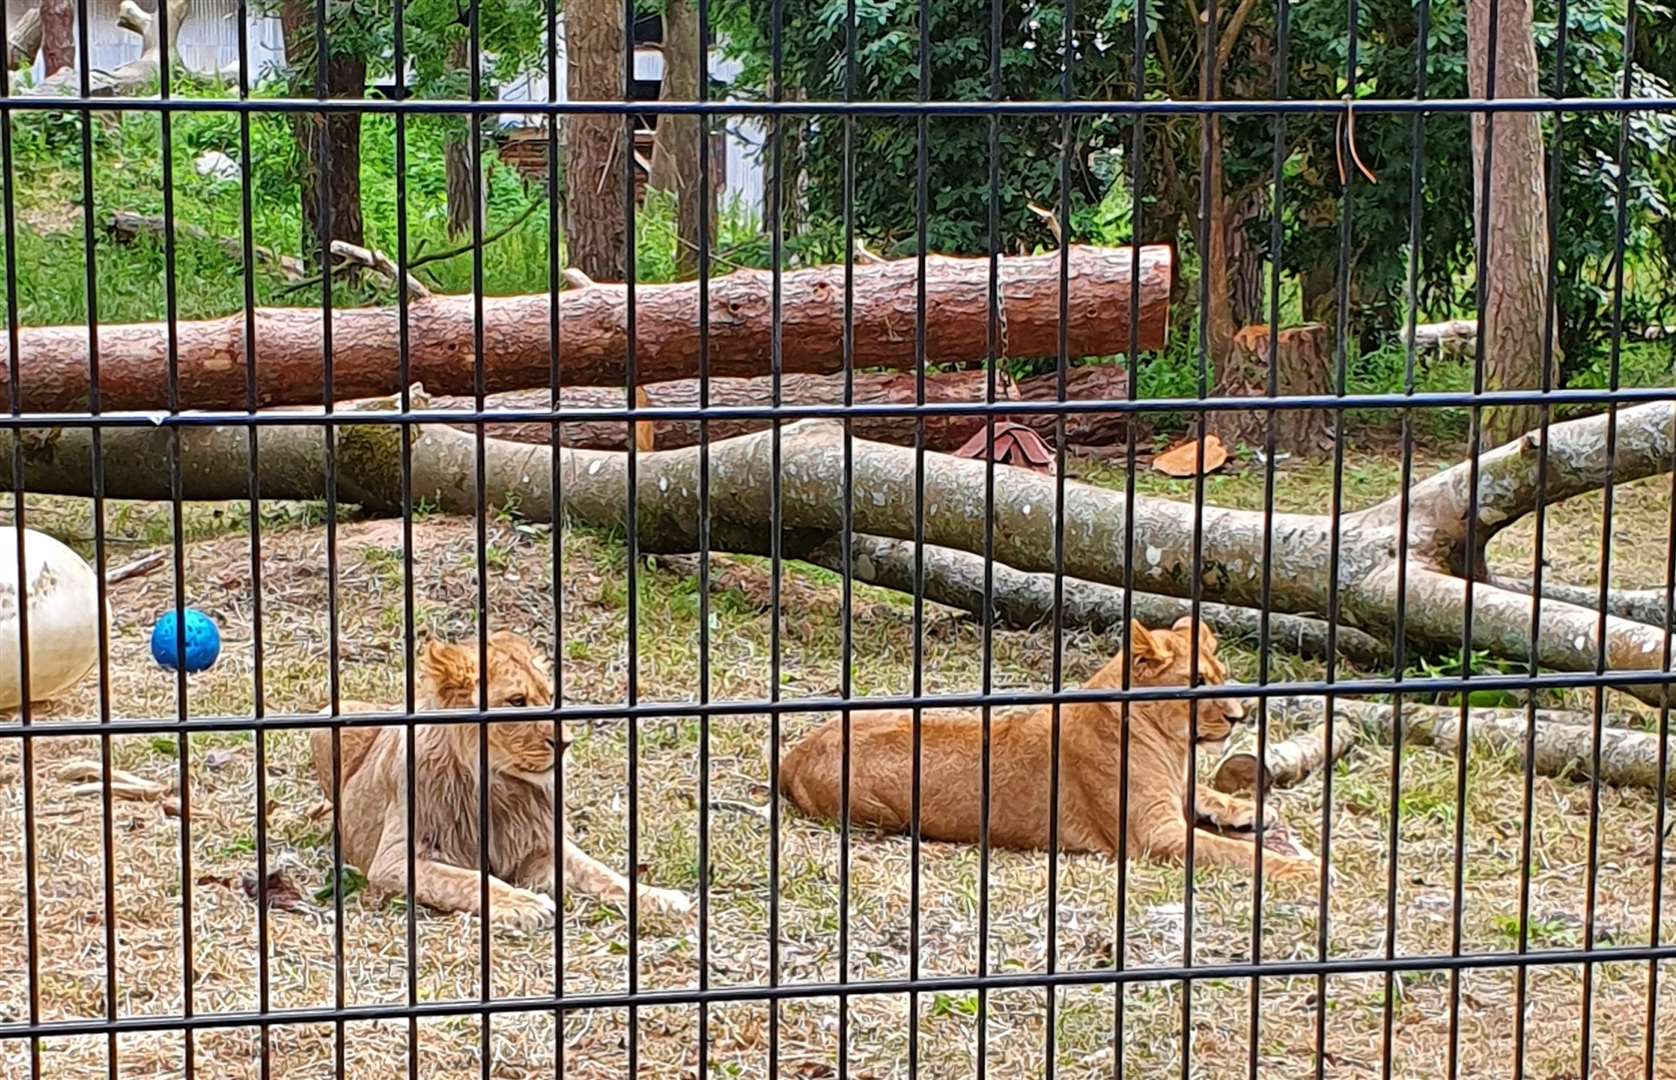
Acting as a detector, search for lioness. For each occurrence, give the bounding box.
[311,631,692,930]
[778,617,1317,880]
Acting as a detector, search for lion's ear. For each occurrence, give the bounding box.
[1129,620,1175,676]
[417,640,475,706]
[1170,614,1218,655]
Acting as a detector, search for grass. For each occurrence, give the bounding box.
[2,443,1675,1078]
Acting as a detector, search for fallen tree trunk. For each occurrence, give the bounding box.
[24,0,187,98]
[0,245,1170,412]
[1007,365,1137,447]
[422,366,1134,453]
[428,369,1022,451]
[1488,574,1672,630]
[7,7,41,70]
[800,532,1388,668]
[1214,695,1674,793]
[108,211,307,282]
[4,399,1672,702]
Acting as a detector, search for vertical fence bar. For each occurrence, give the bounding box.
[1316,2,1363,1072]
[1113,3,1148,1075]
[1512,4,1570,1077]
[152,0,197,1070]
[1380,3,1431,1076]
[1248,1,1293,1070]
[1047,4,1076,1074]
[909,0,931,1073]
[979,0,1003,1074]
[838,2,857,1074]
[0,0,39,1074]
[65,0,120,1075]
[1581,10,1638,1076]
[1449,0,1501,1072]
[621,0,642,1068]
[543,0,566,1070]
[1185,0,1220,1065]
[466,0,494,1066]
[696,1,714,1076]
[390,0,421,1072]
[766,1,785,1074]
[229,0,269,1072]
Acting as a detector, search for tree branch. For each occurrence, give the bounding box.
[1217,695,1676,793]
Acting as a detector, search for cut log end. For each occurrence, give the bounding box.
[1211,751,1262,794]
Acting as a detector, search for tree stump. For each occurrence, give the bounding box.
[1207,323,1334,457]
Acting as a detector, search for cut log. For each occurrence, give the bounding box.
[3,400,1673,706]
[1206,323,1334,457]
[0,245,1170,413]
[1011,364,1136,446]
[422,368,1028,452]
[24,0,188,98]
[8,7,41,70]
[1225,695,1676,793]
[1212,718,1358,793]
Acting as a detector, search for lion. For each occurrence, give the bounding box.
[310,631,692,930]
[778,617,1317,880]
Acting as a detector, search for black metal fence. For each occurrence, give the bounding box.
[0,0,1673,1076]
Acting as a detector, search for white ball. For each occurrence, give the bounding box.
[0,527,102,710]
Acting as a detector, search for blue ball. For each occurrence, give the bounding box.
[151,608,222,674]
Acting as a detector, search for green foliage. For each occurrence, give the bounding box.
[714,0,1676,393]
[0,78,767,327]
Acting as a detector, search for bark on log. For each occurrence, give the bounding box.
[3,399,1671,702]
[1212,718,1358,793]
[1206,323,1334,456]
[8,7,41,70]
[422,366,1131,453]
[25,0,187,98]
[433,370,1024,451]
[1488,574,1672,630]
[0,245,1171,413]
[108,211,307,282]
[1011,365,1137,447]
[801,532,1389,668]
[1224,695,1676,793]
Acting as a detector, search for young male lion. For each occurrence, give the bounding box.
[311,631,692,930]
[778,617,1317,880]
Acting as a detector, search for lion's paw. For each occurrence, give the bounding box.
[490,887,558,931]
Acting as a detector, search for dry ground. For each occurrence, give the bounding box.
[2,442,1675,1079]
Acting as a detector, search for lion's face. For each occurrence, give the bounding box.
[418,631,569,783]
[1087,616,1246,745]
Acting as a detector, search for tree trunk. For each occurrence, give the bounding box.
[1206,324,1334,455]
[1010,365,1137,447]
[279,0,365,262]
[425,368,1030,452]
[563,0,627,281]
[647,0,711,279]
[1227,186,1267,327]
[9,7,42,70]
[1468,0,1552,446]
[4,400,1673,705]
[0,245,1171,412]
[1196,0,1262,372]
[444,38,474,240]
[809,533,1389,668]
[1222,696,1676,793]
[37,0,69,74]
